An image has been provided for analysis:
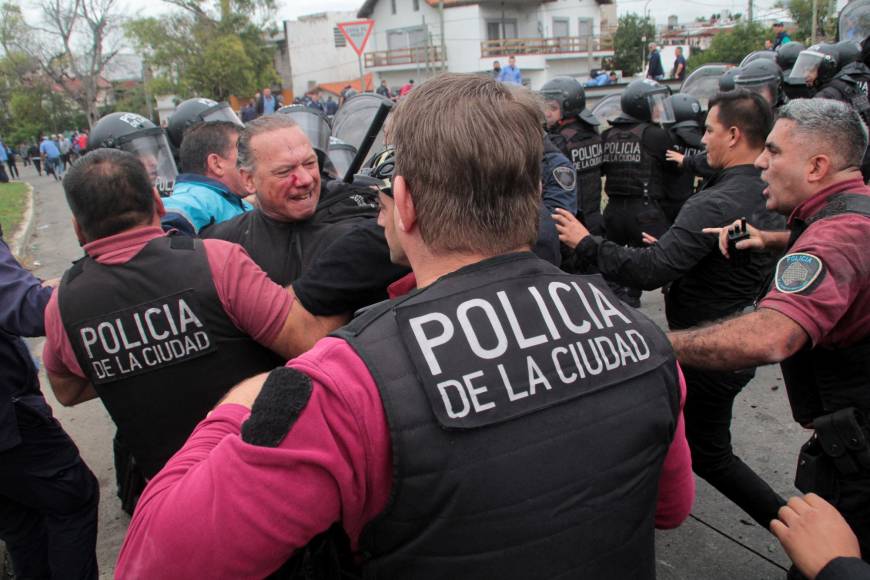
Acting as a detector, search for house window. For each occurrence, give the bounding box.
[413,0,419,10]
[333,26,346,47]
[387,26,427,50]
[553,18,569,38]
[578,17,594,38]
[391,0,396,15]
[486,19,518,40]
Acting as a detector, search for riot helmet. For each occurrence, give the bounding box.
[167,98,243,150]
[788,44,839,87]
[326,137,357,181]
[775,41,806,72]
[734,59,783,106]
[276,105,332,155]
[835,39,862,68]
[89,112,178,196]
[353,146,395,197]
[666,94,703,129]
[719,67,742,91]
[680,64,731,111]
[740,50,776,68]
[620,79,675,124]
[539,76,599,126]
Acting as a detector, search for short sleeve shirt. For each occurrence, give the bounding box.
[759,179,870,348]
[43,227,292,377]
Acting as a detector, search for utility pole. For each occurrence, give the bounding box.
[747,0,753,22]
[439,0,447,72]
[811,0,818,44]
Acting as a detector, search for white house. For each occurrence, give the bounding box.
[356,0,617,92]
[278,11,367,98]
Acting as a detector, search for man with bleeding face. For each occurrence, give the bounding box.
[202,115,380,287]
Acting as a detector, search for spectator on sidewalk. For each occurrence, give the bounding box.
[40,136,62,181]
[4,141,19,180]
[0,142,8,183]
[28,143,41,176]
[673,47,687,81]
[241,99,257,123]
[59,133,72,170]
[647,43,665,80]
[498,55,523,85]
[257,87,278,116]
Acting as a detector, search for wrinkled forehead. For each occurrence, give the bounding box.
[251,127,315,167]
[767,118,798,150]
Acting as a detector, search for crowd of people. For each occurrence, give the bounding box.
[0,131,89,183]
[1,31,870,580]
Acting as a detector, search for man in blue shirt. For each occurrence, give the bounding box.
[497,55,523,85]
[257,87,277,116]
[39,136,62,181]
[162,121,253,235]
[0,226,99,579]
[673,47,687,81]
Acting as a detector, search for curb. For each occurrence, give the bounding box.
[9,183,35,260]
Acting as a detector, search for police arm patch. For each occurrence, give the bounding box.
[774,252,825,294]
[553,166,576,191]
[241,367,313,447]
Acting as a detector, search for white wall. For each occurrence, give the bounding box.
[657,45,691,79]
[366,0,441,53]
[443,4,482,73]
[536,0,603,38]
[285,11,361,97]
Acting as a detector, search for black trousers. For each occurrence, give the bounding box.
[603,196,669,303]
[6,160,19,179]
[682,365,786,528]
[0,399,99,579]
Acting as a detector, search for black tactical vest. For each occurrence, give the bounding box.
[779,194,870,424]
[665,124,704,209]
[602,121,662,199]
[58,235,284,477]
[552,120,604,214]
[334,252,680,579]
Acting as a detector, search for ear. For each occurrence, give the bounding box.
[728,126,741,148]
[806,154,833,184]
[240,167,258,196]
[392,175,417,233]
[72,218,87,246]
[152,187,166,218]
[206,152,223,178]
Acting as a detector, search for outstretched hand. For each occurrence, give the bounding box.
[666,150,686,167]
[551,208,590,250]
[771,493,861,580]
[703,219,765,258]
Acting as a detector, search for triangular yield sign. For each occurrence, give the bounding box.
[338,20,375,56]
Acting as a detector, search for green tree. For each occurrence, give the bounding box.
[687,22,772,71]
[125,0,278,101]
[613,13,656,77]
[774,0,838,44]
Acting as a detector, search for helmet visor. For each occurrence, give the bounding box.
[788,51,825,85]
[735,78,778,105]
[327,142,357,179]
[278,107,332,153]
[648,93,675,125]
[201,105,244,127]
[120,131,178,196]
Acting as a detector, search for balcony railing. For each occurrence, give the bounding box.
[480,35,614,58]
[364,46,445,68]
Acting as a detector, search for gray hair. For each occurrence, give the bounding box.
[237,114,299,172]
[777,98,869,169]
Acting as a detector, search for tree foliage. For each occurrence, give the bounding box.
[0,0,125,128]
[687,22,773,71]
[125,0,278,101]
[613,13,656,77]
[774,0,838,44]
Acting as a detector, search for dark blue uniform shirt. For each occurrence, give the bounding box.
[0,231,53,451]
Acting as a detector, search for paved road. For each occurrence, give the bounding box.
[18,164,807,578]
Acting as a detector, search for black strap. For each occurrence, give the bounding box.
[805,193,870,226]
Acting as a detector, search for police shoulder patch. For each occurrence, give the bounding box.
[774,252,825,294]
[553,166,576,191]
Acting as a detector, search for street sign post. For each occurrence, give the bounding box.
[338,19,375,95]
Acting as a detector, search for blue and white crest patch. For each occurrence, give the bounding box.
[553,166,576,191]
[774,252,824,294]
